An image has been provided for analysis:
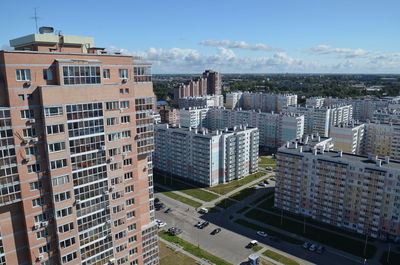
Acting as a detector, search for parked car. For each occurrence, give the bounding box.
[270,177,276,181]
[316,246,325,254]
[258,182,267,187]
[257,231,268,237]
[198,207,208,214]
[164,208,172,213]
[211,228,221,235]
[168,227,182,236]
[266,166,272,170]
[157,221,167,228]
[195,221,205,228]
[155,203,165,210]
[199,221,209,229]
[246,240,258,248]
[252,185,258,190]
[303,242,311,249]
[263,180,270,185]
[154,198,160,203]
[309,244,317,252]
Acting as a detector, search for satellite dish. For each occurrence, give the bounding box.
[39,26,54,34]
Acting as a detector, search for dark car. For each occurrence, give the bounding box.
[303,242,311,249]
[168,227,182,236]
[211,228,221,235]
[155,203,165,210]
[164,208,172,213]
[316,246,325,254]
[154,198,160,203]
[199,221,209,229]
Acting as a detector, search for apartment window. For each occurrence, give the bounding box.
[128,235,137,243]
[25,146,38,156]
[113,204,125,214]
[60,237,76,249]
[131,260,138,265]
[39,244,50,254]
[122,144,132,153]
[48,141,66,153]
[124,172,133,180]
[46,124,64,134]
[62,65,100,85]
[103,69,110,79]
[109,147,120,157]
[107,117,119,126]
[120,101,129,109]
[106,101,119,110]
[120,88,124,94]
[54,191,71,202]
[43,69,53,81]
[126,198,135,206]
[50,159,67,170]
[36,229,48,239]
[58,222,74,233]
[110,162,121,171]
[119,69,128,79]
[121,116,130,124]
[61,252,77,264]
[125,185,134,193]
[28,163,41,173]
[16,69,31,81]
[115,230,127,240]
[108,132,121,142]
[52,175,69,186]
[56,207,73,218]
[127,210,135,219]
[116,243,127,253]
[114,217,125,227]
[111,176,122,185]
[125,88,129,94]
[34,213,47,223]
[27,94,33,101]
[44,106,63,117]
[127,223,136,231]
[23,127,36,138]
[20,109,34,119]
[32,197,44,207]
[121,130,131,138]
[129,247,138,255]
[29,181,42,190]
[18,94,25,101]
[133,66,151,82]
[123,159,132,167]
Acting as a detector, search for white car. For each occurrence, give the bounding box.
[257,231,268,237]
[157,221,167,228]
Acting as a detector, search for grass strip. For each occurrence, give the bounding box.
[230,188,255,201]
[206,172,266,194]
[245,209,376,258]
[158,189,202,208]
[159,231,232,265]
[252,245,263,252]
[215,198,237,209]
[159,241,198,265]
[263,250,299,265]
[234,219,303,245]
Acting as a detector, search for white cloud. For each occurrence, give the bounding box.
[199,40,281,52]
[307,45,370,58]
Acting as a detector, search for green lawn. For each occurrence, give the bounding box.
[259,156,277,169]
[215,198,237,209]
[234,219,303,245]
[380,251,400,265]
[159,231,232,265]
[159,241,198,265]
[251,192,274,206]
[252,245,263,252]
[206,172,266,195]
[263,250,299,265]
[230,188,255,201]
[157,188,202,208]
[258,196,275,209]
[245,209,376,258]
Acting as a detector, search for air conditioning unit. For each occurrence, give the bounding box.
[106,220,111,224]
[33,224,40,230]
[74,199,81,205]
[31,137,39,142]
[101,145,106,151]
[122,78,127,83]
[41,221,49,227]
[28,118,36,123]
[108,258,115,264]
[103,190,109,195]
[37,255,43,261]
[24,81,32,87]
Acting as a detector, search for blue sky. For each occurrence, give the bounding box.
[1,0,399,73]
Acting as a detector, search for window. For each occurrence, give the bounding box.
[16,69,31,81]
[127,210,135,219]
[36,229,48,239]
[110,162,121,171]
[27,94,33,100]
[128,235,137,243]
[52,175,69,186]
[18,94,25,101]
[28,163,41,173]
[123,159,132,166]
[126,198,135,206]
[119,69,128,79]
[122,144,132,153]
[125,88,129,94]
[107,117,119,126]
[32,197,44,207]
[56,207,73,218]
[60,237,76,249]
[61,252,77,264]
[48,141,66,153]
[46,124,64,135]
[44,107,63,117]
[103,69,110,79]
[121,116,130,124]
[25,146,38,156]
[120,101,129,109]
[106,101,119,110]
[34,213,47,223]
[39,244,50,254]
[109,147,120,157]
[116,243,127,253]
[124,172,133,180]
[58,222,74,233]
[120,88,124,94]
[127,223,136,231]
[133,66,151,82]
[125,185,134,193]
[43,69,53,81]
[113,204,125,214]
[108,132,121,142]
[54,191,71,202]
[23,127,36,138]
[129,247,138,255]
[50,159,67,169]
[62,65,100,85]
[115,230,127,240]
[30,181,42,190]
[121,130,131,139]
[20,109,34,119]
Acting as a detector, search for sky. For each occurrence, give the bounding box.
[1,0,399,74]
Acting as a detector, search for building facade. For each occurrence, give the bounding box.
[225,92,297,112]
[158,107,180,126]
[330,122,365,154]
[173,70,221,100]
[275,139,400,241]
[154,125,259,186]
[0,32,158,265]
[178,95,223,109]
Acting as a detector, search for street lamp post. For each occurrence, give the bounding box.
[387,243,391,263]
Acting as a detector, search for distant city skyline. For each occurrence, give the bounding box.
[1,0,399,74]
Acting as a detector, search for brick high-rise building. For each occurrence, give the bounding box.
[173,70,221,100]
[0,30,158,265]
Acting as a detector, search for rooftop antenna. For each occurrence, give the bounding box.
[31,8,40,33]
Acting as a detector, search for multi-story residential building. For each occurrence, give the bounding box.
[158,106,180,126]
[0,31,158,265]
[373,109,400,124]
[154,125,259,186]
[275,139,400,241]
[179,108,209,128]
[178,94,223,109]
[305,97,325,108]
[225,92,297,112]
[330,122,365,154]
[282,105,353,137]
[363,122,400,160]
[173,70,221,100]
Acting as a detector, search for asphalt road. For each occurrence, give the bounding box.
[155,191,366,265]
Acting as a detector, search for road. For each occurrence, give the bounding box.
[155,191,365,265]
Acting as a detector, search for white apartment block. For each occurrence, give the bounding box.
[330,122,365,154]
[179,107,208,128]
[154,124,259,186]
[373,109,400,123]
[282,105,353,137]
[178,94,223,109]
[225,92,297,112]
[275,139,400,240]
[306,97,325,108]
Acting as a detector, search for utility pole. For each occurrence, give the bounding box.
[30,8,40,33]
[387,243,391,263]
